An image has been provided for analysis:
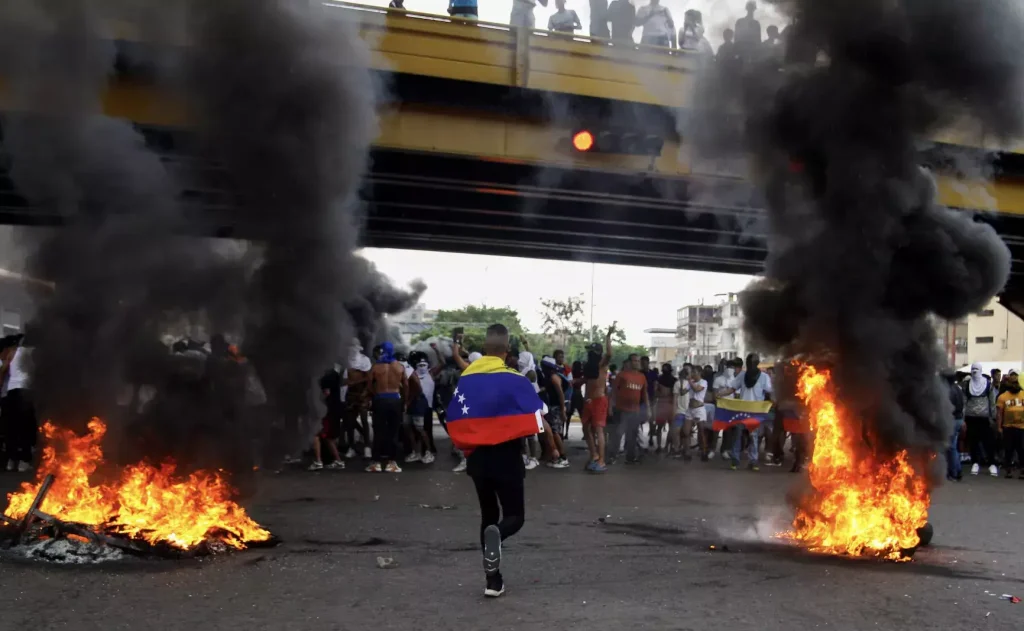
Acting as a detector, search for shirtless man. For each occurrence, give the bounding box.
[582,324,615,472]
[367,341,408,473]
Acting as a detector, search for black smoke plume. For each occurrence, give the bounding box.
[0,0,421,471]
[726,0,1022,461]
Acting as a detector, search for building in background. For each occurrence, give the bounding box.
[675,293,750,366]
[935,298,1024,369]
[0,269,47,336]
[389,303,438,344]
[645,328,679,366]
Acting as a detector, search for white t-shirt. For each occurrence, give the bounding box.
[673,379,690,415]
[729,371,773,402]
[688,378,708,404]
[636,4,673,38]
[713,373,734,400]
[7,347,32,391]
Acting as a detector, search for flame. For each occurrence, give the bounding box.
[4,418,270,550]
[783,365,929,561]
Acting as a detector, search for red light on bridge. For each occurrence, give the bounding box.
[572,130,595,152]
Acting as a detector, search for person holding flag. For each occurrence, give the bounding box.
[447,324,546,598]
[716,352,773,471]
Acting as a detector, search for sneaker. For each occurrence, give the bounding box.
[326,460,345,470]
[484,573,505,598]
[421,452,435,464]
[589,462,608,473]
[453,459,468,473]
[307,460,324,471]
[766,459,783,467]
[404,453,421,464]
[707,451,716,460]
[525,457,539,471]
[345,448,357,459]
[363,447,373,459]
[748,463,760,472]
[989,464,998,477]
[365,462,383,473]
[971,463,980,475]
[385,461,402,473]
[5,460,14,472]
[730,461,738,471]
[482,524,501,576]
[548,457,569,469]
[17,462,32,473]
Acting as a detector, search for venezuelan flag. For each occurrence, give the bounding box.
[712,397,773,431]
[781,409,811,433]
[447,356,545,452]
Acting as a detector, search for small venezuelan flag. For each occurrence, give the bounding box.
[447,356,545,453]
[712,398,773,432]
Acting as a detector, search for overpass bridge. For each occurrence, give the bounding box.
[2,2,1024,312]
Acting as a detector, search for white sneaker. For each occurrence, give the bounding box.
[707,451,716,460]
[971,463,980,475]
[525,457,539,470]
[17,462,32,473]
[5,460,14,472]
[989,464,998,477]
[453,459,467,473]
[326,460,345,470]
[422,452,435,464]
[404,453,421,464]
[363,447,373,459]
[307,460,324,471]
[385,461,402,473]
[547,457,570,469]
[366,462,383,473]
[345,448,357,459]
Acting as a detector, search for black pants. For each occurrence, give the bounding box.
[3,389,37,464]
[471,474,525,548]
[1003,427,1024,471]
[342,405,371,450]
[965,415,994,467]
[371,397,402,464]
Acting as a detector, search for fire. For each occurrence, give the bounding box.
[4,418,270,550]
[784,365,930,561]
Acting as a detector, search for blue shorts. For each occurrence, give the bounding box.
[672,414,686,428]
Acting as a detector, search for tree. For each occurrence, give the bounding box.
[539,295,586,347]
[413,304,525,352]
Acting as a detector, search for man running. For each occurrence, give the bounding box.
[447,324,545,598]
[581,325,615,472]
[367,341,407,473]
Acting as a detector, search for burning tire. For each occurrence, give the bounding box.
[916,522,933,547]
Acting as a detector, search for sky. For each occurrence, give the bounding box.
[361,247,754,343]
[361,0,787,47]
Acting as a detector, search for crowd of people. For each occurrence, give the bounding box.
[386,0,791,64]
[945,363,1024,480]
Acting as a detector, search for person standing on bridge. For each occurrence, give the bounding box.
[635,0,675,48]
[590,0,610,39]
[548,0,582,33]
[448,0,478,20]
[510,0,548,30]
[446,324,545,598]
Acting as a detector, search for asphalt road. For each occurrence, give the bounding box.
[1,435,1022,631]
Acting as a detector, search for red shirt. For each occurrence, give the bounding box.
[614,371,647,412]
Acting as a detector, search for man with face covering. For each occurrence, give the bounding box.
[721,353,773,470]
[962,362,998,477]
[368,341,408,473]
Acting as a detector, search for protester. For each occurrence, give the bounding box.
[436,340,469,472]
[996,369,1024,479]
[581,327,615,472]
[681,365,709,460]
[538,356,570,468]
[678,9,712,58]
[963,362,998,476]
[343,344,373,459]
[993,368,1004,394]
[566,360,585,434]
[404,357,436,464]
[309,362,345,470]
[0,335,36,472]
[652,362,676,452]
[367,341,408,473]
[548,0,582,33]
[640,356,658,447]
[635,0,675,48]
[389,0,406,8]
[720,353,773,471]
[510,0,548,29]
[446,324,545,598]
[669,365,690,457]
[606,0,635,43]
[609,353,649,464]
[717,28,741,75]
[944,369,965,481]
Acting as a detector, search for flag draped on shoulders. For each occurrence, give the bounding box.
[447,356,544,453]
[712,397,773,431]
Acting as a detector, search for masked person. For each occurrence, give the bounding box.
[404,355,436,464]
[714,358,740,458]
[343,342,373,459]
[309,361,346,470]
[538,356,570,468]
[996,369,1024,479]
[447,324,545,598]
[963,362,998,476]
[367,341,407,473]
[944,369,965,481]
[721,353,773,471]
